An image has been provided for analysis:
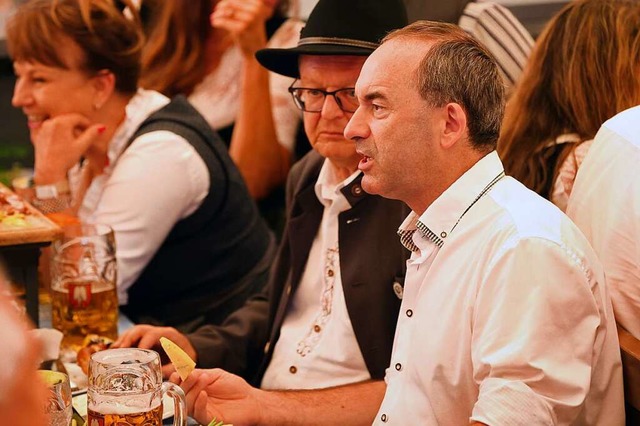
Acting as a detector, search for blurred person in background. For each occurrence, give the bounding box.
[498,0,640,212]
[7,0,275,331]
[0,271,49,426]
[141,0,304,235]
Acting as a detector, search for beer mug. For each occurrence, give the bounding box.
[50,223,118,350]
[88,348,187,426]
[38,370,73,426]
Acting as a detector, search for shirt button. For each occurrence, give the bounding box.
[406,309,413,317]
[313,324,321,333]
[381,413,388,422]
[395,363,402,371]
[289,366,297,374]
[327,269,334,277]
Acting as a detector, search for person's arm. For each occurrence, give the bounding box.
[177,368,385,426]
[212,0,291,199]
[29,113,106,215]
[470,237,611,424]
[114,265,272,378]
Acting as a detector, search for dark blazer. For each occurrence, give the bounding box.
[188,151,411,385]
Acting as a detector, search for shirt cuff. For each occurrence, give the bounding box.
[471,378,556,425]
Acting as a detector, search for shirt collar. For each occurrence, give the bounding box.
[398,151,505,251]
[314,160,361,207]
[107,89,171,170]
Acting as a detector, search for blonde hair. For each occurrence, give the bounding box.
[498,0,640,197]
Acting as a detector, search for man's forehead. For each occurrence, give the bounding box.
[299,55,367,75]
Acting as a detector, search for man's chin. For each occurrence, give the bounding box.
[360,176,381,196]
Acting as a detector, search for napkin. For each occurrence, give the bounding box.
[31,328,63,364]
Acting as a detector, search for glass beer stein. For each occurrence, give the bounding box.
[88,348,187,426]
[38,370,73,426]
[50,223,119,350]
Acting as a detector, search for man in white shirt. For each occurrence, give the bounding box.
[342,20,623,425]
[567,106,640,340]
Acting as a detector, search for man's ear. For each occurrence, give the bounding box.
[440,102,467,150]
[91,70,116,110]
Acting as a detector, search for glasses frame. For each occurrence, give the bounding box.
[288,82,358,113]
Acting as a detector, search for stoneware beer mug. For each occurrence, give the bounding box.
[50,223,118,350]
[88,348,187,426]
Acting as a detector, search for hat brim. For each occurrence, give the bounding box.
[256,44,374,78]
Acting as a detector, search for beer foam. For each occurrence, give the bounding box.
[89,400,161,415]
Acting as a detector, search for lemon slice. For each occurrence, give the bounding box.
[159,337,196,381]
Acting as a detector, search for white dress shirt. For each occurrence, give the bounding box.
[261,160,370,389]
[568,105,640,340]
[375,151,624,425]
[73,90,209,304]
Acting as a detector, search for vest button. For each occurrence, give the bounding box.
[314,324,321,333]
[289,366,297,374]
[327,269,334,277]
[351,185,363,196]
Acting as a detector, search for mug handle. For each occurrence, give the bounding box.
[162,382,187,426]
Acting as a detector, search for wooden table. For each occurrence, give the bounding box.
[0,183,62,325]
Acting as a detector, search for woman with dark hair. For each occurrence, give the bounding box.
[7,0,275,331]
[141,0,303,202]
[498,0,640,211]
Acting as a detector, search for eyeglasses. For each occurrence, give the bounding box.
[288,82,359,113]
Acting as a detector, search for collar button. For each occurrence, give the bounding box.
[351,185,363,197]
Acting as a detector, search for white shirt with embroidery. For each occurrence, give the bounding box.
[375,151,623,425]
[71,89,209,304]
[261,160,370,390]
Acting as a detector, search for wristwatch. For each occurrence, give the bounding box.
[35,180,71,200]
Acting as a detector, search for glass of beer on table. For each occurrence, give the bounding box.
[38,370,73,426]
[50,223,118,351]
[88,348,187,426]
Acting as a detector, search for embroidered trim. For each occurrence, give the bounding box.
[296,247,339,357]
[298,37,379,50]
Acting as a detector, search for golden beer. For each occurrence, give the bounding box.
[51,277,118,349]
[87,404,163,426]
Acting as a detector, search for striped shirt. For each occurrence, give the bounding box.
[459,2,534,94]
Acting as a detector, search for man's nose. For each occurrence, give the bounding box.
[344,106,367,141]
[320,93,345,119]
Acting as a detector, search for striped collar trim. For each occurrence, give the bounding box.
[297,37,379,50]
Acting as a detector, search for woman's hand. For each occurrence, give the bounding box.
[32,113,105,184]
[210,0,275,58]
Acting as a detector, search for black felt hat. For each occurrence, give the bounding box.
[256,0,408,78]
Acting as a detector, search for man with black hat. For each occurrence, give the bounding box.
[115,0,409,423]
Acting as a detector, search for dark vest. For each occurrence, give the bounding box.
[120,96,275,331]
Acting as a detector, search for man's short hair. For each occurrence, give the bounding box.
[383,21,505,151]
